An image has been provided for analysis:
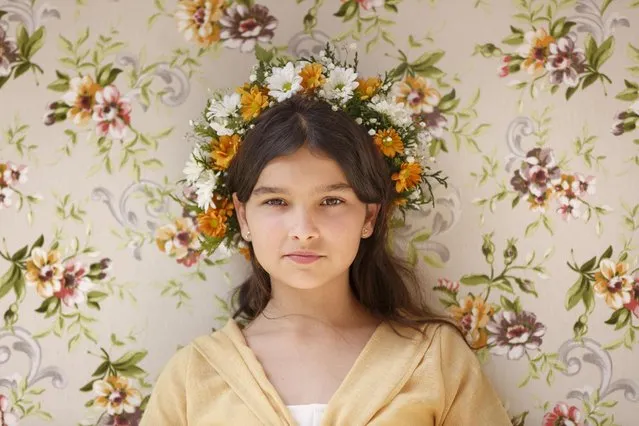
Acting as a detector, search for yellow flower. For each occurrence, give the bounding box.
[239,246,251,261]
[155,217,200,259]
[25,248,64,298]
[518,28,555,74]
[355,77,381,100]
[594,259,634,309]
[237,84,269,121]
[175,0,224,47]
[527,190,552,213]
[63,76,101,126]
[93,375,142,415]
[448,294,495,349]
[393,76,441,114]
[391,162,422,193]
[373,128,404,158]
[211,134,241,170]
[299,63,325,93]
[197,196,233,239]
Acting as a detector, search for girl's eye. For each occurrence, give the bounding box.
[322,198,344,206]
[264,199,286,206]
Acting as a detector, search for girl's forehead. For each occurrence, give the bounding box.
[257,146,346,182]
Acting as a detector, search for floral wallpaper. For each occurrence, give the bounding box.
[0,0,638,425]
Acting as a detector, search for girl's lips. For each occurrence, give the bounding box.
[285,254,323,264]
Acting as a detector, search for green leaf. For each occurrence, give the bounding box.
[411,50,445,68]
[25,26,46,58]
[87,291,109,303]
[117,365,146,377]
[604,307,626,325]
[113,350,147,369]
[565,85,578,100]
[412,65,444,79]
[17,26,29,55]
[615,88,638,101]
[493,278,515,293]
[500,295,517,312]
[13,271,26,303]
[580,256,597,272]
[593,36,615,69]
[502,33,524,45]
[0,265,19,299]
[514,277,538,297]
[460,274,491,285]
[581,73,598,90]
[92,360,110,377]
[585,35,598,64]
[582,285,595,314]
[31,235,45,252]
[565,277,586,310]
[103,68,123,86]
[254,44,273,63]
[12,245,29,261]
[13,62,31,79]
[79,378,99,392]
[599,246,613,263]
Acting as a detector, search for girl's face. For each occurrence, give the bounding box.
[233,145,379,291]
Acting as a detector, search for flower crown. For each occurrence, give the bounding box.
[181,44,447,258]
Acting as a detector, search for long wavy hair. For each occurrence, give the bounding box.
[226,95,461,338]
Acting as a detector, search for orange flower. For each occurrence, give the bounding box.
[63,76,102,126]
[299,63,325,93]
[213,194,235,218]
[239,246,251,261]
[393,76,440,114]
[393,196,408,207]
[211,134,241,170]
[392,162,422,193]
[237,84,269,121]
[356,77,381,100]
[374,128,404,158]
[175,0,224,47]
[519,28,555,74]
[197,208,228,238]
[448,294,496,349]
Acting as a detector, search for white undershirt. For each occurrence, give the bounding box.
[287,404,328,426]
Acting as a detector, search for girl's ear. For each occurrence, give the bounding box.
[364,203,381,230]
[232,193,249,237]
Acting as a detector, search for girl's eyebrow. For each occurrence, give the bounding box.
[251,182,352,196]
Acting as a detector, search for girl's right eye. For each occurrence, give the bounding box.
[264,199,286,206]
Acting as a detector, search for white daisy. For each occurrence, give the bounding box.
[209,118,234,136]
[207,93,241,120]
[195,170,217,210]
[266,62,303,102]
[183,152,205,184]
[370,98,413,127]
[321,66,359,103]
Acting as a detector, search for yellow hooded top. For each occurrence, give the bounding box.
[140,318,512,425]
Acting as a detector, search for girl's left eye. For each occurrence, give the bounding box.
[322,198,344,206]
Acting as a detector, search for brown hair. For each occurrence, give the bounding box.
[226,95,461,338]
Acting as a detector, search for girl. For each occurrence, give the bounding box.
[140,95,512,425]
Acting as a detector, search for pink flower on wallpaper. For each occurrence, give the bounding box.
[0,186,14,209]
[556,196,583,221]
[545,34,586,88]
[2,161,28,186]
[570,173,596,197]
[92,85,132,140]
[0,393,19,425]
[54,260,95,307]
[434,278,459,293]
[355,0,384,10]
[542,402,583,426]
